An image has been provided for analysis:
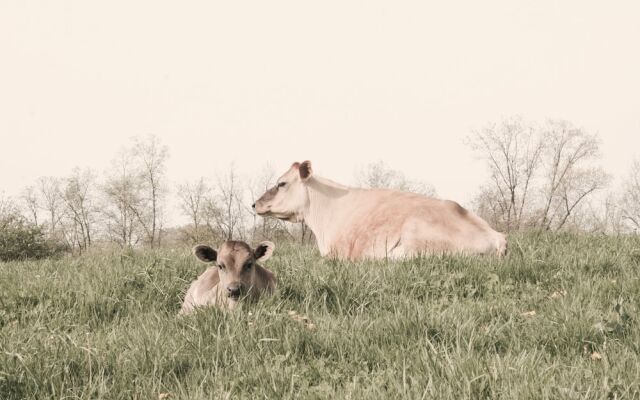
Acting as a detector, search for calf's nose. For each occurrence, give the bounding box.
[252,203,256,209]
[227,285,242,298]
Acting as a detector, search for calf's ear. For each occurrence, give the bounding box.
[193,245,218,263]
[254,241,275,262]
[299,160,313,181]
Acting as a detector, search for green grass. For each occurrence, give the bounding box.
[1,233,639,399]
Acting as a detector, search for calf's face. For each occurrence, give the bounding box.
[193,241,274,305]
[253,161,313,222]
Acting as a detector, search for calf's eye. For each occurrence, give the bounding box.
[277,182,286,188]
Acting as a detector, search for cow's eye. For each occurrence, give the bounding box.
[218,263,225,270]
[244,262,253,271]
[277,182,286,188]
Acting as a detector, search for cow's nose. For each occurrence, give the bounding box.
[252,203,256,209]
[227,285,242,298]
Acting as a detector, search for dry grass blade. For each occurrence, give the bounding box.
[520,310,537,318]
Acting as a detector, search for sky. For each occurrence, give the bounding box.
[1,1,639,225]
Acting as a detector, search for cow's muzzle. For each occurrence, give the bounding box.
[227,283,244,300]
[253,201,271,216]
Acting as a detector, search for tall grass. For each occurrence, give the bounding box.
[1,233,639,399]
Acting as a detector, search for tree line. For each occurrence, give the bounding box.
[467,117,638,234]
[1,118,639,257]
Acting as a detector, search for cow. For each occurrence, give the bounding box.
[253,161,507,261]
[179,240,277,315]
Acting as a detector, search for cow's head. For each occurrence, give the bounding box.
[253,161,313,222]
[192,240,275,304]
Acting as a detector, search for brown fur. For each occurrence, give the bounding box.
[179,240,276,314]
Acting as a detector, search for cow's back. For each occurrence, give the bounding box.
[330,190,505,259]
[402,198,505,255]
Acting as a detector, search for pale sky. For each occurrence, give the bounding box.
[2,1,639,225]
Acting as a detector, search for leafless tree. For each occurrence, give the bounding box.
[177,178,209,243]
[575,192,625,234]
[200,166,247,241]
[132,135,168,247]
[469,118,609,232]
[536,121,610,231]
[60,168,97,252]
[467,117,544,231]
[471,186,507,231]
[101,151,145,247]
[355,160,436,196]
[601,194,626,235]
[621,158,640,232]
[21,186,40,226]
[37,176,65,237]
[549,167,609,231]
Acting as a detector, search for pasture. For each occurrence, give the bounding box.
[1,233,639,399]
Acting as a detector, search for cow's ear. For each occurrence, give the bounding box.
[254,241,275,262]
[299,160,313,181]
[193,245,217,263]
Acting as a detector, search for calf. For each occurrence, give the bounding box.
[179,240,276,314]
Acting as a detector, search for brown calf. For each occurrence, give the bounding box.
[179,240,276,314]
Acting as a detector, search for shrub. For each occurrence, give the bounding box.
[0,215,60,261]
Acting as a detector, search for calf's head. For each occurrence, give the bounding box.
[253,161,313,222]
[193,240,275,303]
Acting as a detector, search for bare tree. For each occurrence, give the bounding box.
[575,192,625,234]
[601,194,626,234]
[177,178,209,243]
[471,186,507,231]
[60,168,97,252]
[132,135,168,247]
[101,151,145,247]
[621,158,640,232]
[355,160,436,196]
[21,186,40,226]
[467,117,544,231]
[205,166,247,240]
[536,120,609,231]
[469,118,609,232]
[37,176,65,237]
[550,167,609,231]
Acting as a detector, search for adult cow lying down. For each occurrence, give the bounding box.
[180,240,276,314]
[253,161,507,261]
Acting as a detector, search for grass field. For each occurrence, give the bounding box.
[1,233,639,399]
